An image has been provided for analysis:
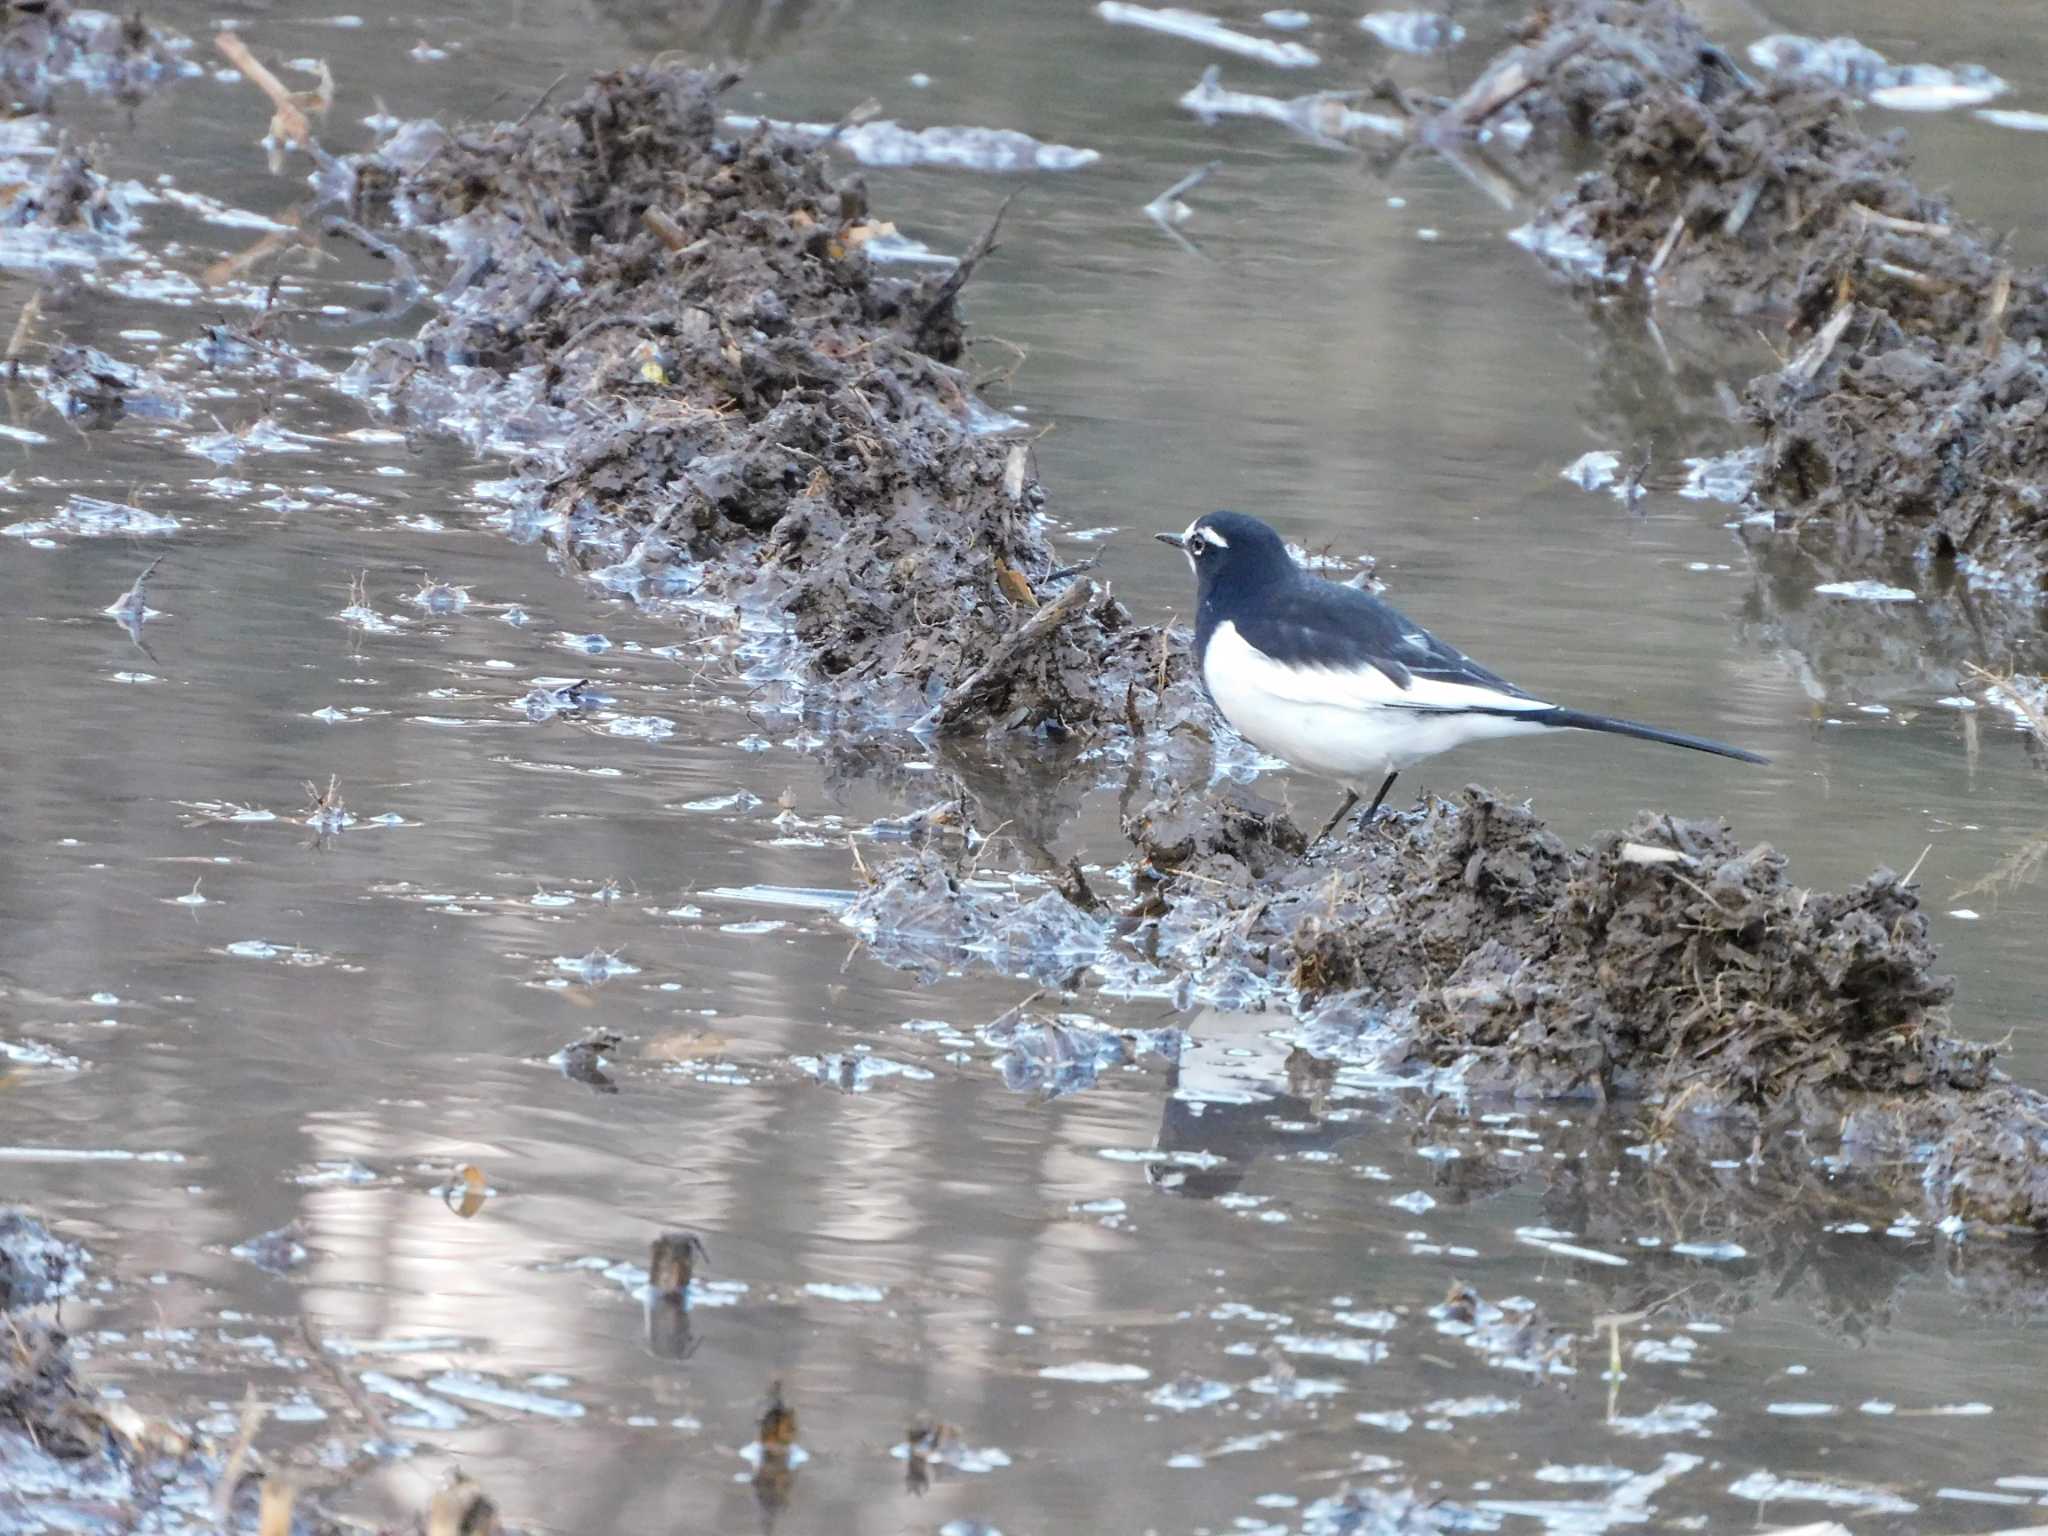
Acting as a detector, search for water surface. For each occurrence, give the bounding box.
[7,1,2048,1531]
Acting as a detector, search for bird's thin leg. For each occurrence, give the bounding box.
[1361,771,1398,824]
[1311,788,1360,847]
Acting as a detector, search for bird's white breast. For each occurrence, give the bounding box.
[1201,620,1555,785]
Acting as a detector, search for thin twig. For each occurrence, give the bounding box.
[297,1318,392,1444]
[321,216,421,293]
[916,193,1017,340]
[512,71,569,130]
[1984,264,2013,359]
[212,1388,263,1520]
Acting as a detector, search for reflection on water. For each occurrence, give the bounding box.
[6,0,2048,1531]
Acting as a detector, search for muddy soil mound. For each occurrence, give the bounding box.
[339,65,1198,736]
[1491,0,2048,591]
[1253,791,2048,1224]
[1151,789,1980,1114]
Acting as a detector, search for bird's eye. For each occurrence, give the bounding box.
[1189,537,1206,558]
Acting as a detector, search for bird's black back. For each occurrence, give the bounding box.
[1190,512,1537,704]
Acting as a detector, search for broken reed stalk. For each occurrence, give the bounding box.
[202,222,302,289]
[213,32,311,146]
[1985,264,2013,358]
[931,576,1095,734]
[297,1318,392,1443]
[1966,663,2048,746]
[210,1388,263,1520]
[322,216,422,292]
[642,206,689,251]
[5,293,40,371]
[257,1476,297,1536]
[1647,211,1686,276]
[1449,29,1594,125]
[1852,203,1952,240]
[1784,301,1853,385]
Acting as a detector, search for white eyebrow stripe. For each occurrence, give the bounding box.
[1195,525,1229,549]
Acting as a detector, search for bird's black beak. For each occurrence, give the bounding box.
[1155,531,1187,550]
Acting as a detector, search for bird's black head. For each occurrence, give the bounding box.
[1155,510,1296,602]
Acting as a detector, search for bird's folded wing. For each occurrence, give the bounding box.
[1222,611,1557,716]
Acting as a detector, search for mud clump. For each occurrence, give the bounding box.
[1248,791,2048,1224]
[1512,3,1949,324]
[0,2,182,110]
[1489,0,2048,590]
[1893,1087,2048,1230]
[853,778,2048,1226]
[1749,322,2048,591]
[0,1210,84,1308]
[338,66,1196,737]
[1256,792,1983,1113]
[1126,779,1308,881]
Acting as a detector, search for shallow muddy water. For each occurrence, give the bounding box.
[10,1,2048,1532]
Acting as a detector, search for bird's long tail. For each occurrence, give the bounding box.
[1541,708,1767,765]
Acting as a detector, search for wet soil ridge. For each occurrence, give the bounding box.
[1496,0,2048,590]
[340,65,1194,736]
[843,779,2048,1226]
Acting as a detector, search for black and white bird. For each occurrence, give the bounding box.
[1157,511,1766,840]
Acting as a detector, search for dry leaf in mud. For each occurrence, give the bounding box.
[631,339,668,385]
[825,218,897,260]
[445,1163,488,1219]
[996,562,1038,609]
[99,1399,192,1459]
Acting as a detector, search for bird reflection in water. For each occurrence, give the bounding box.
[643,1230,708,1361]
